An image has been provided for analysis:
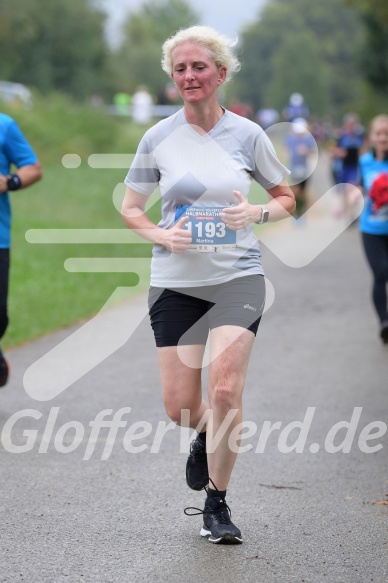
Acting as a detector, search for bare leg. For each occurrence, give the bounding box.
[206,326,255,491]
[157,344,209,428]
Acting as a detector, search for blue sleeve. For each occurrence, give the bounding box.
[3,120,38,168]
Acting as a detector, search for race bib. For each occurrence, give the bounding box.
[374,203,388,221]
[175,205,236,252]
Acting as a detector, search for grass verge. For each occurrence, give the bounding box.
[2,94,277,349]
[7,163,160,349]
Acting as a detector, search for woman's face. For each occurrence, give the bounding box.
[171,41,226,105]
[370,120,388,154]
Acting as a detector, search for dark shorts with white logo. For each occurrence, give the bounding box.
[148,274,265,347]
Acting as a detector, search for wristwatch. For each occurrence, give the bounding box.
[255,205,269,224]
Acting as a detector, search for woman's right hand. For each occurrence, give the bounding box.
[161,215,192,253]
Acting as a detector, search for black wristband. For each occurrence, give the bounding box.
[6,174,22,191]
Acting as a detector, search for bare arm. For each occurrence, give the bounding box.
[0,162,43,193]
[16,161,43,187]
[121,186,192,253]
[264,179,297,221]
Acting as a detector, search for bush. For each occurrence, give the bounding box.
[0,91,146,163]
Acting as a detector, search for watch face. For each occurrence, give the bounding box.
[262,208,269,223]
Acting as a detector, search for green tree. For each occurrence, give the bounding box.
[345,0,388,24]
[266,32,330,115]
[233,0,364,116]
[344,0,388,92]
[114,0,199,99]
[0,0,110,100]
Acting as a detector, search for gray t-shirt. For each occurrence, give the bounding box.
[125,108,289,288]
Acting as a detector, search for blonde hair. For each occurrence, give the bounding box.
[370,114,388,132]
[161,25,240,83]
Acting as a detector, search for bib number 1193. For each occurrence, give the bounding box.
[175,205,236,252]
[186,219,226,239]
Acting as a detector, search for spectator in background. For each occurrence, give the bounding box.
[328,124,343,185]
[229,98,254,119]
[0,113,43,386]
[357,114,388,344]
[131,86,153,125]
[256,105,279,129]
[164,82,180,103]
[113,91,132,115]
[309,116,333,146]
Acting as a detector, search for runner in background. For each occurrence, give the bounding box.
[331,113,365,221]
[121,25,295,544]
[0,112,42,386]
[282,93,309,122]
[285,118,316,218]
[357,114,388,344]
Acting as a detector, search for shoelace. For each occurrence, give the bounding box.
[190,439,206,459]
[184,500,232,525]
[184,478,232,522]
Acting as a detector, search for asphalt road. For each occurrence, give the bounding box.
[0,164,387,583]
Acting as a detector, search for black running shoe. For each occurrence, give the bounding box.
[186,434,209,491]
[185,494,243,544]
[0,350,9,388]
[380,321,388,344]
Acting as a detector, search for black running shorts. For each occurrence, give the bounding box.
[148,274,265,347]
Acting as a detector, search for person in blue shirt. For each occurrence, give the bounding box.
[285,118,316,218]
[337,113,365,184]
[332,113,365,221]
[0,113,43,385]
[282,93,309,122]
[358,114,388,344]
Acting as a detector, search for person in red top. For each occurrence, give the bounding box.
[358,114,388,343]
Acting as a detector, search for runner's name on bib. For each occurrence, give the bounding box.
[175,205,236,252]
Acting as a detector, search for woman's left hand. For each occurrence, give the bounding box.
[220,190,261,230]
